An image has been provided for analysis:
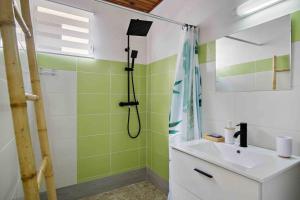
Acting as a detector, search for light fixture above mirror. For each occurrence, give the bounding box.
[237,0,286,17]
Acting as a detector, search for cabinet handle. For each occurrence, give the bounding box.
[193,168,213,179]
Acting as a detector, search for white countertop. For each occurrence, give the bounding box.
[171,139,300,183]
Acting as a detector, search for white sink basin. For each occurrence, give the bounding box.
[189,142,270,169]
[172,139,300,182]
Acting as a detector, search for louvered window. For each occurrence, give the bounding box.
[34,0,93,57]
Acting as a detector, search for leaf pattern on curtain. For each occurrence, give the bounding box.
[168,27,202,200]
[168,28,202,143]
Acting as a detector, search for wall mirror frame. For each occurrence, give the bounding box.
[216,15,292,92]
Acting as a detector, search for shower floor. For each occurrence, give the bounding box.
[80,181,167,200]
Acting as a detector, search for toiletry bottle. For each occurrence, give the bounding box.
[224,121,235,144]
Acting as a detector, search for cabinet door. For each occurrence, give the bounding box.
[171,149,261,200]
[171,182,201,200]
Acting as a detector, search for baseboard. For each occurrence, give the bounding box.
[40,167,169,199]
[146,168,169,195]
[40,168,147,200]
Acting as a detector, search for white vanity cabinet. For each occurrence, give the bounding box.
[170,148,300,200]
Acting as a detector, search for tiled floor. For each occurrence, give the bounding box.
[80,181,167,200]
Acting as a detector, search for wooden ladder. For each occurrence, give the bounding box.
[0,0,57,199]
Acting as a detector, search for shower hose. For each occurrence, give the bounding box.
[127,69,141,139]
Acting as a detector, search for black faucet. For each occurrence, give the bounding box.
[234,123,247,147]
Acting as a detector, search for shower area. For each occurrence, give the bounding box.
[0,0,184,199]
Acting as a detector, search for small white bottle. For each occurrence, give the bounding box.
[224,121,235,144]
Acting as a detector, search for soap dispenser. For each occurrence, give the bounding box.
[224,121,235,144]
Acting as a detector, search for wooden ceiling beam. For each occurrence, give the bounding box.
[104,0,163,13]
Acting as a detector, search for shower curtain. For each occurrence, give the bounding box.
[168,26,202,200]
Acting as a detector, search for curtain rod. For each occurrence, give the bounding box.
[94,0,197,27]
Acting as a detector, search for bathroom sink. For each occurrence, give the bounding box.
[188,142,270,169]
[171,139,300,182]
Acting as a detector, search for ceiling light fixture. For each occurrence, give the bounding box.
[237,0,286,17]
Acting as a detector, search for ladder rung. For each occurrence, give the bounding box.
[25,93,39,101]
[13,3,31,38]
[37,157,48,189]
[275,68,290,72]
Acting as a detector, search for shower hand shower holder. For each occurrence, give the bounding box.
[118,47,140,107]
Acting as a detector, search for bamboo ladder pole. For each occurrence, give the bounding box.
[20,0,57,199]
[0,0,40,199]
[272,56,277,90]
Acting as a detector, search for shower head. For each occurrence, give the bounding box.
[131,50,138,59]
[127,19,153,36]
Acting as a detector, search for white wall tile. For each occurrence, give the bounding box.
[40,70,77,188]
[44,92,76,116]
[40,70,76,93]
[53,157,77,188]
[0,140,20,200]
[47,116,76,140]
[0,80,14,151]
[202,90,236,122]
[234,86,300,130]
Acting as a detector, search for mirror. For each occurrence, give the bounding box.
[216,15,291,92]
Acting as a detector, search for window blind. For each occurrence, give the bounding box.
[34,0,94,57]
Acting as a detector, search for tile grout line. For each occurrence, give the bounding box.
[109,69,112,176]
[75,56,79,183]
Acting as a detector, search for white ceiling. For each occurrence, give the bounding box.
[47,0,247,26]
[39,0,300,42]
[151,0,248,26]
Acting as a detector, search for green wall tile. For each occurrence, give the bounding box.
[78,135,110,158]
[139,148,146,167]
[138,131,146,148]
[111,132,139,152]
[110,94,128,114]
[78,114,109,137]
[146,54,177,181]
[217,55,290,77]
[111,150,140,174]
[167,55,178,71]
[151,153,169,181]
[77,72,109,93]
[78,155,110,182]
[276,55,290,70]
[146,146,152,168]
[136,95,146,112]
[151,74,170,94]
[134,64,147,77]
[150,57,171,75]
[77,57,110,74]
[78,94,109,114]
[109,61,127,74]
[111,74,127,94]
[199,41,216,64]
[37,53,76,71]
[133,76,146,95]
[292,11,300,42]
[110,75,145,95]
[217,61,255,77]
[110,113,128,133]
[110,113,146,133]
[150,94,170,114]
[150,113,168,134]
[152,132,168,157]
